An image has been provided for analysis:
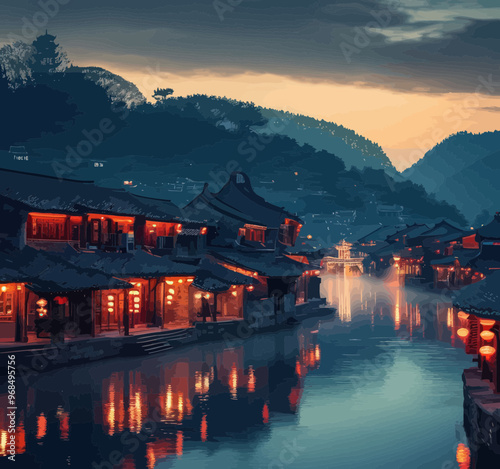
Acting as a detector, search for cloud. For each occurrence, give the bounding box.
[0,0,499,95]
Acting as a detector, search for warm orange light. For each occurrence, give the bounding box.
[480,319,496,329]
[107,295,114,301]
[458,311,469,320]
[200,227,208,235]
[205,294,210,299]
[167,295,173,300]
[200,414,208,442]
[456,443,471,469]
[1,286,6,292]
[480,331,495,342]
[166,280,174,285]
[314,270,321,275]
[307,235,312,240]
[36,298,48,307]
[175,223,183,234]
[262,403,269,424]
[232,291,237,297]
[479,346,496,358]
[246,285,254,292]
[457,328,469,339]
[168,288,175,294]
[178,279,183,284]
[187,278,194,283]
[195,293,202,299]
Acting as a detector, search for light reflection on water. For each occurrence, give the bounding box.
[1,275,499,468]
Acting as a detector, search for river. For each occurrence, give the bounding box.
[1,275,498,468]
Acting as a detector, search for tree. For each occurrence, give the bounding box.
[152,87,174,101]
[474,209,491,227]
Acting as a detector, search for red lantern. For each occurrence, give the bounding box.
[479,346,496,359]
[175,223,183,234]
[480,319,496,330]
[457,328,469,339]
[199,227,208,235]
[54,296,68,305]
[480,331,495,342]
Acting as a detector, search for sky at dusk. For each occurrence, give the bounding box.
[1,0,499,170]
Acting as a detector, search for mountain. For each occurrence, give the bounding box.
[256,109,394,172]
[0,33,467,232]
[72,66,146,108]
[162,95,395,172]
[403,131,500,222]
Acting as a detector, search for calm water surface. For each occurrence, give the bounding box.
[1,276,497,468]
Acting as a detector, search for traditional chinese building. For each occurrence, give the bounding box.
[453,271,500,393]
[184,172,303,252]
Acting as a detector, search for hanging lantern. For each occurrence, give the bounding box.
[458,311,469,320]
[178,279,184,284]
[479,346,496,359]
[480,319,496,329]
[54,296,68,305]
[107,295,114,301]
[168,289,175,294]
[167,295,173,300]
[246,285,255,292]
[480,330,495,342]
[166,280,174,285]
[36,298,48,307]
[200,227,208,235]
[1,286,6,292]
[457,328,469,339]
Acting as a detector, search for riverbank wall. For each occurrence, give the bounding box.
[463,367,500,455]
[1,300,334,378]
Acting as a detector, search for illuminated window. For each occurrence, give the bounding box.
[0,285,14,320]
